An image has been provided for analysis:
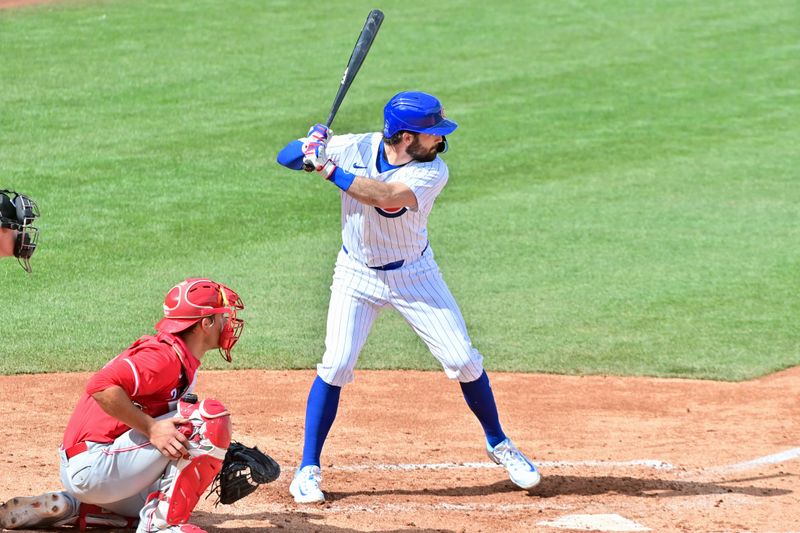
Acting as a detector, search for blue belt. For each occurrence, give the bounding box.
[342,243,428,271]
[370,259,405,271]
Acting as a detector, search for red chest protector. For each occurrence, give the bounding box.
[113,332,201,418]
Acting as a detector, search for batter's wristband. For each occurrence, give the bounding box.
[328,166,356,191]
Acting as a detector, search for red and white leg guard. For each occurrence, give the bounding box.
[138,398,231,533]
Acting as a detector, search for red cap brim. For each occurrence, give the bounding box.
[155,317,201,334]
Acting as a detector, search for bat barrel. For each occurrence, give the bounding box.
[303,9,384,171]
[325,9,384,129]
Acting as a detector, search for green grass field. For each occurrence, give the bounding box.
[1,0,797,379]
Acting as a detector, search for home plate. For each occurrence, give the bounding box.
[537,514,650,531]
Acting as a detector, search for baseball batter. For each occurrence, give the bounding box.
[0,278,245,533]
[277,91,541,503]
[0,188,39,272]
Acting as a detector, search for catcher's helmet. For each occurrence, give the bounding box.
[156,278,245,361]
[383,91,458,138]
[0,189,40,273]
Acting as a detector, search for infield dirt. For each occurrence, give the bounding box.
[1,368,798,532]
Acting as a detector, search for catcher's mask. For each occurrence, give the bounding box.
[0,189,40,273]
[156,278,245,362]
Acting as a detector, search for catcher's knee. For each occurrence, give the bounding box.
[177,395,232,452]
[160,396,231,525]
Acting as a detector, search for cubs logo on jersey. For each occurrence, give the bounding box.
[375,206,407,218]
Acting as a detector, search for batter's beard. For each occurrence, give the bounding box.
[407,137,438,163]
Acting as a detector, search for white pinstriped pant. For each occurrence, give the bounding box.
[317,247,485,386]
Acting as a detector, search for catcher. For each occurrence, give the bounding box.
[0,188,40,272]
[0,278,279,532]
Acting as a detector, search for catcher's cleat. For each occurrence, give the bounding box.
[78,503,138,529]
[487,438,542,489]
[0,491,78,529]
[289,465,325,504]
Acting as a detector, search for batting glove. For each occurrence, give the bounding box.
[317,159,338,180]
[302,139,329,172]
[319,159,356,191]
[302,147,355,190]
[306,123,331,142]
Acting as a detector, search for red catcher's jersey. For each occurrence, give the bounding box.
[62,332,201,448]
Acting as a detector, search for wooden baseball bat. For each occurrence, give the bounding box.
[303,9,384,171]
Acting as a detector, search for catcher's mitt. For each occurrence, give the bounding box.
[208,441,281,505]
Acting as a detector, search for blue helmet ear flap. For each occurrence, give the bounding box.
[436,136,448,153]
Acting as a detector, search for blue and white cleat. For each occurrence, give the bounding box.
[289,465,325,503]
[487,438,542,489]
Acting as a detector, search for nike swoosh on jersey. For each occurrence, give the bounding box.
[353,164,368,169]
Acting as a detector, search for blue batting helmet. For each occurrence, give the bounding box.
[383,91,458,138]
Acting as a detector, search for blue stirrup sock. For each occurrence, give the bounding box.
[460,371,507,448]
[300,375,342,468]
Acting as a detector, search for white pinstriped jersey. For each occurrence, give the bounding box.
[315,132,485,387]
[326,132,448,267]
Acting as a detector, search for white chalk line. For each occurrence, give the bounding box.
[710,447,800,473]
[236,501,572,515]
[328,447,800,475]
[331,459,675,472]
